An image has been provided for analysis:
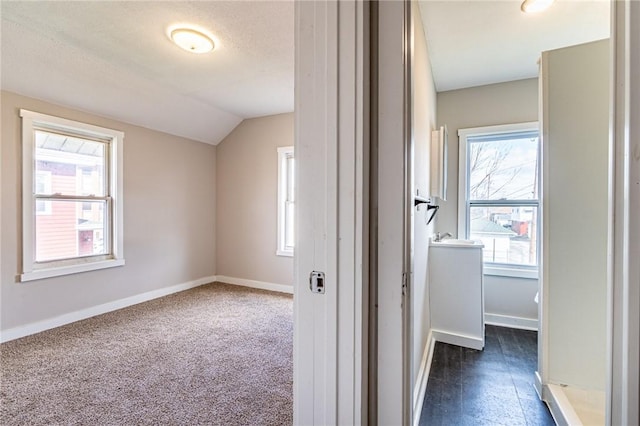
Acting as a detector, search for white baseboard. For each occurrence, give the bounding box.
[432,329,484,350]
[413,331,435,426]
[536,372,568,426]
[0,275,216,343]
[215,275,294,295]
[535,371,545,400]
[547,383,582,426]
[484,313,538,331]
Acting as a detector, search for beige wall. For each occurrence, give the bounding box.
[1,91,217,331]
[412,7,437,388]
[436,79,539,323]
[215,113,294,287]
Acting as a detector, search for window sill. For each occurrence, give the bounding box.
[21,258,125,282]
[276,250,294,258]
[484,265,538,280]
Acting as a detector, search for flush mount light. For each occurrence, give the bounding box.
[521,0,555,13]
[169,27,215,54]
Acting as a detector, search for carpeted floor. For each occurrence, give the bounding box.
[0,282,293,425]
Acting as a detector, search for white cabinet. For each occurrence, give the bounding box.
[429,240,484,350]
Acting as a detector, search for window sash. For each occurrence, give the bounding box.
[21,109,125,282]
[458,122,540,276]
[34,198,110,263]
[277,146,294,256]
[468,203,539,266]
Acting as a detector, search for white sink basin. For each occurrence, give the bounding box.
[430,238,484,248]
[439,239,476,245]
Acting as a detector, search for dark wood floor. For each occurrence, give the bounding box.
[419,325,555,426]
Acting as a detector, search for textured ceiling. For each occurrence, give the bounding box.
[1,1,294,145]
[1,1,610,145]
[419,0,611,92]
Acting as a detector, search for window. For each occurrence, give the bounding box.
[277,146,294,257]
[458,122,539,279]
[21,110,124,281]
[35,171,52,215]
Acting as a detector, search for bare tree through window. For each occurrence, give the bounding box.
[465,132,539,267]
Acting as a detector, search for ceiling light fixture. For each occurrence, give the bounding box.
[169,27,215,54]
[521,0,555,13]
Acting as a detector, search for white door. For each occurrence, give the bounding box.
[294,1,415,424]
[293,1,370,424]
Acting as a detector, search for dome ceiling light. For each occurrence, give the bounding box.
[169,27,215,54]
[521,0,555,13]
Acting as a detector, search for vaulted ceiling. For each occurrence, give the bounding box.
[1,1,294,145]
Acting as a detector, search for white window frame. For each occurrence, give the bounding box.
[458,122,540,279]
[277,146,294,257]
[20,110,125,282]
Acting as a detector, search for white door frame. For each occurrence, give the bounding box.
[375,1,414,424]
[610,1,640,424]
[293,1,370,424]
[295,1,415,424]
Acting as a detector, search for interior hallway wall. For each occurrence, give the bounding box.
[436,79,539,324]
[412,3,437,389]
[215,113,294,288]
[1,91,217,333]
[542,39,609,391]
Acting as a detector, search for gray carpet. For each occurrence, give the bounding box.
[0,282,293,425]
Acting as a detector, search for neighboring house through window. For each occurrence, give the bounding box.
[21,110,125,281]
[277,146,294,257]
[34,170,52,215]
[458,122,539,279]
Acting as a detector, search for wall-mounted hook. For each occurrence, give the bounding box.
[426,204,439,225]
[414,196,430,208]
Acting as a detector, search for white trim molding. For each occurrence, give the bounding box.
[457,122,541,280]
[485,313,539,331]
[0,275,216,343]
[215,275,294,295]
[20,109,125,282]
[610,1,640,425]
[432,329,484,351]
[294,1,370,424]
[276,145,295,258]
[412,331,435,426]
[546,384,583,426]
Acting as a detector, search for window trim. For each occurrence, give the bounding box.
[277,146,294,257]
[20,109,125,282]
[458,122,540,279]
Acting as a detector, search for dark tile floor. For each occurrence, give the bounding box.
[419,325,555,426]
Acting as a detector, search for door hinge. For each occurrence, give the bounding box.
[402,272,408,296]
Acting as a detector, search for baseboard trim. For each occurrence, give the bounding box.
[485,313,538,331]
[535,371,545,400]
[432,329,484,350]
[413,331,435,426]
[536,375,566,426]
[215,275,294,295]
[0,275,216,343]
[547,383,582,426]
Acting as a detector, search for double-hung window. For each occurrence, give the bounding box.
[21,110,124,281]
[458,122,539,279]
[277,146,294,257]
